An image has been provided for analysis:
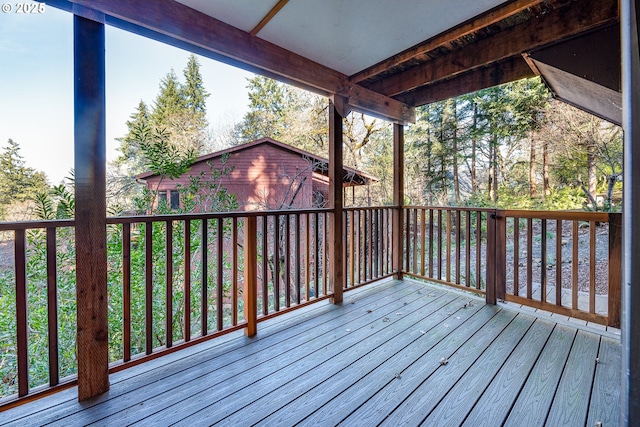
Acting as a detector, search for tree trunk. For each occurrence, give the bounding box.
[529,133,537,198]
[543,140,550,197]
[452,101,460,202]
[471,103,477,193]
[587,140,597,198]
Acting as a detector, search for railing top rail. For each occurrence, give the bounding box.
[402,205,496,213]
[0,208,334,230]
[106,208,332,224]
[500,209,611,221]
[344,206,397,212]
[0,219,76,231]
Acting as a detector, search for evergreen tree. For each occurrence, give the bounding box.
[151,69,184,128]
[237,76,292,142]
[0,139,48,217]
[181,54,209,120]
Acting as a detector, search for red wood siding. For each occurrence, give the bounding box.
[145,144,317,211]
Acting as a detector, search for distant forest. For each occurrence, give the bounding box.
[0,56,622,221]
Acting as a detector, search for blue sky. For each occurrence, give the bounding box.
[0,1,253,184]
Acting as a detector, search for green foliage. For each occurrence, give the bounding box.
[0,139,48,218]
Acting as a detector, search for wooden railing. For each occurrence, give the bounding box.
[0,205,622,406]
[401,207,622,327]
[0,209,337,404]
[344,207,395,288]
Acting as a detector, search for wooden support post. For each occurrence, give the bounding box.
[329,97,344,304]
[73,13,109,401]
[621,1,640,423]
[486,210,506,305]
[608,212,622,328]
[495,211,507,302]
[392,123,404,280]
[244,216,258,337]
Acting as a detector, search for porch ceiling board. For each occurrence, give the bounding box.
[365,0,619,99]
[60,0,414,124]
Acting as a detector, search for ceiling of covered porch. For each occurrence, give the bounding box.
[54,0,620,124]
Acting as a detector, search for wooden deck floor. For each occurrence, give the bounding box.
[1,279,621,427]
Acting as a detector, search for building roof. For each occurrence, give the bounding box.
[136,137,378,186]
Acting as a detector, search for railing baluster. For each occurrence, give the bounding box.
[15,229,29,397]
[475,211,481,290]
[368,209,373,281]
[324,212,329,295]
[590,220,596,313]
[572,220,578,310]
[123,223,132,360]
[145,223,153,354]
[412,209,418,275]
[541,219,547,304]
[295,214,301,304]
[348,211,356,286]
[274,215,280,311]
[375,209,380,278]
[420,209,426,277]
[184,220,191,342]
[465,211,471,289]
[305,213,310,301]
[216,218,223,331]
[262,215,269,314]
[429,209,435,278]
[232,217,238,326]
[201,219,208,336]
[446,210,452,283]
[358,210,362,283]
[166,221,173,348]
[438,210,443,280]
[285,214,291,308]
[556,219,562,307]
[455,210,461,285]
[527,218,533,299]
[513,218,519,297]
[244,216,257,337]
[46,227,59,387]
[314,213,320,298]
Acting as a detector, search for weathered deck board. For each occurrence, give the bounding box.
[461,318,555,426]
[503,324,576,426]
[378,309,518,426]
[0,279,621,427]
[587,336,621,426]
[545,330,600,426]
[424,316,550,426]
[257,301,487,426]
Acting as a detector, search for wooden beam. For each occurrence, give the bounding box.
[74,13,109,401]
[250,0,289,37]
[392,124,404,279]
[368,0,618,97]
[621,0,640,424]
[329,98,344,304]
[350,0,543,84]
[59,0,414,124]
[396,56,535,106]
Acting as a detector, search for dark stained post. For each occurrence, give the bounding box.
[244,216,258,337]
[74,13,109,400]
[329,97,345,304]
[621,0,640,423]
[608,212,622,328]
[392,123,404,280]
